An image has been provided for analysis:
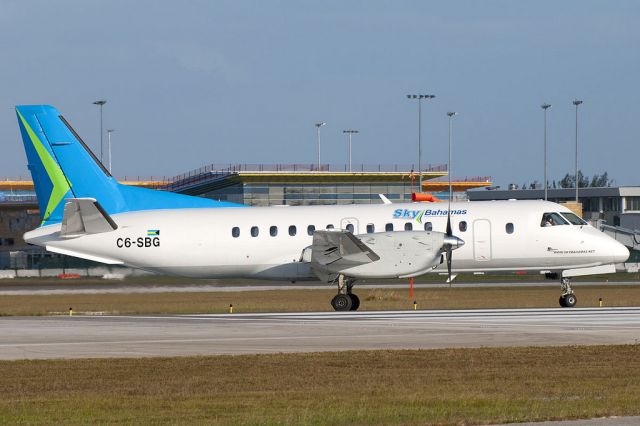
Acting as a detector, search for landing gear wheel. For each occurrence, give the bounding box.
[331,294,353,311]
[349,294,360,311]
[564,293,577,308]
[559,277,577,308]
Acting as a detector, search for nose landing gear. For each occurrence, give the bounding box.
[559,277,577,308]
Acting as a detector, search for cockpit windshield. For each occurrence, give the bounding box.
[540,212,569,227]
[560,212,588,226]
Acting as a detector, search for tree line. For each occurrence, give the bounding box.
[521,171,613,190]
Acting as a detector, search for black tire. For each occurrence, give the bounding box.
[564,293,577,308]
[349,294,360,311]
[559,295,567,308]
[331,294,352,311]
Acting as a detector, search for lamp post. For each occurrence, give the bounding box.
[107,129,115,174]
[573,99,583,202]
[343,129,359,172]
[93,100,107,163]
[541,104,552,200]
[406,94,435,189]
[447,112,458,203]
[315,122,326,170]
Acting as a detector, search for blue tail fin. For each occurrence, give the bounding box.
[16,105,241,225]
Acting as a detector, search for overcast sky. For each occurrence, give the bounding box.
[1,1,638,187]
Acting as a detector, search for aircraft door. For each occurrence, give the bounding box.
[473,219,492,261]
[340,217,360,234]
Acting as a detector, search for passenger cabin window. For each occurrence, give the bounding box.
[385,223,394,232]
[346,224,354,233]
[560,212,587,226]
[541,212,569,227]
[270,226,278,237]
[289,225,297,236]
[232,227,240,238]
[251,226,259,237]
[326,224,335,229]
[505,223,514,234]
[459,221,467,232]
[366,224,375,233]
[404,222,413,231]
[307,225,316,235]
[424,222,432,231]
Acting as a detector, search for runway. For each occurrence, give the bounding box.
[1,307,640,360]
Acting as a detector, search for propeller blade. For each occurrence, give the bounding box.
[446,246,452,285]
[446,199,452,284]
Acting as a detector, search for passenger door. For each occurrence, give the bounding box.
[473,219,492,261]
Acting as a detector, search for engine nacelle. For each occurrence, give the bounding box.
[303,231,446,280]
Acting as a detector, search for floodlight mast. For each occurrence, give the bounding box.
[93,100,107,163]
[342,129,359,172]
[406,94,435,189]
[107,129,115,174]
[315,122,326,170]
[447,112,458,206]
[541,104,552,200]
[573,99,583,202]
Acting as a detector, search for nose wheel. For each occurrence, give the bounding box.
[559,278,577,308]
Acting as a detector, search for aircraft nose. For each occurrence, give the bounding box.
[612,240,630,264]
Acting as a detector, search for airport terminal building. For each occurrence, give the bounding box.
[165,163,491,206]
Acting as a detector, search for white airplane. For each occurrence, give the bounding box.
[16,105,630,311]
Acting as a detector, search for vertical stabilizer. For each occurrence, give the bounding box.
[16,105,241,226]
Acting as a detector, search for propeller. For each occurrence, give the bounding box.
[443,217,464,285]
[445,112,460,285]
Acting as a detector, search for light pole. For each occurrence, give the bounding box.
[107,129,115,174]
[447,112,458,203]
[573,99,583,202]
[315,122,326,170]
[343,129,359,172]
[93,100,107,163]
[407,94,435,189]
[541,104,551,200]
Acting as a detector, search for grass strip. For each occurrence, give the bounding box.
[1,285,640,316]
[1,345,640,425]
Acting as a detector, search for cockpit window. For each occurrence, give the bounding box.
[541,212,569,227]
[560,212,588,226]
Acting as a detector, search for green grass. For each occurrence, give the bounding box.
[2,345,640,425]
[2,285,640,316]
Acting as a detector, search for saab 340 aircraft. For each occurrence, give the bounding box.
[15,105,629,311]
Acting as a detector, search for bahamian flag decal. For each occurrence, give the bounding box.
[147,229,160,236]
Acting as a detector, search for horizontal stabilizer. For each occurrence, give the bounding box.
[311,230,380,268]
[61,198,117,236]
[45,245,123,265]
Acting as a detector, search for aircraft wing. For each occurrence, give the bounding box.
[60,198,118,236]
[311,230,380,268]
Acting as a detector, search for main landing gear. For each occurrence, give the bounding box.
[559,277,577,308]
[330,274,360,311]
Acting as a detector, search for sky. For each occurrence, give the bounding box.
[1,0,639,187]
